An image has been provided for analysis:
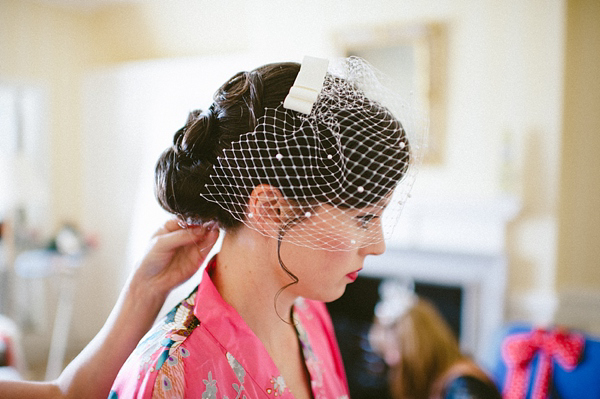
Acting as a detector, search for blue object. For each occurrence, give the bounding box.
[487,324,600,399]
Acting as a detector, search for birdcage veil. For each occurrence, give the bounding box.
[200,56,428,251]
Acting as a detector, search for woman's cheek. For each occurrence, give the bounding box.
[317,233,355,251]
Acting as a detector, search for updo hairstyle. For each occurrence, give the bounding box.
[155,63,300,229]
[154,61,410,232]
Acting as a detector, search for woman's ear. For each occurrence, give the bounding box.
[246,184,289,233]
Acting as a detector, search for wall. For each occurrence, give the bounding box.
[555,0,600,333]
[0,0,96,233]
[498,0,567,325]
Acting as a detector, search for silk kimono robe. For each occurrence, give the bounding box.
[109,257,349,399]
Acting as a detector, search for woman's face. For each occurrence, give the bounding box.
[278,202,388,302]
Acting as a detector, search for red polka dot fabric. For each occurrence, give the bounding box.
[501,328,585,399]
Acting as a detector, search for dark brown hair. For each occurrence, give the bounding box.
[155,61,410,230]
[155,62,300,228]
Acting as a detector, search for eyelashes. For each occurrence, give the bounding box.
[356,214,379,229]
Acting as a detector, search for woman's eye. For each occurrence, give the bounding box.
[357,214,378,229]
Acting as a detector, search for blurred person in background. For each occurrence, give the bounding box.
[370,280,502,399]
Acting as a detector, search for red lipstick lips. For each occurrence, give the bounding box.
[346,269,362,282]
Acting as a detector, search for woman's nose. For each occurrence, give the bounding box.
[359,226,386,256]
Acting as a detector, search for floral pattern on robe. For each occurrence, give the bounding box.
[109,257,349,399]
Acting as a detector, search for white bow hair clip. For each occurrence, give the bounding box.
[283,56,330,115]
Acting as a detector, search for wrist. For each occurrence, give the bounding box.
[124,273,170,316]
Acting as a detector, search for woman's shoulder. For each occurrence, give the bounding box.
[109,287,210,399]
[137,287,201,363]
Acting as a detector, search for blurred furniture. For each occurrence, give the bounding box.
[0,219,15,315]
[487,324,600,399]
[0,245,8,315]
[13,249,84,381]
[327,276,390,399]
[0,314,26,380]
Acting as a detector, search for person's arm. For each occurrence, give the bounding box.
[0,219,219,399]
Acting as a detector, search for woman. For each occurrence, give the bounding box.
[109,56,422,399]
[370,281,502,399]
[0,219,219,399]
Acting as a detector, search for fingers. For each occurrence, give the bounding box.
[153,221,219,253]
[151,218,179,238]
[165,218,185,232]
[153,218,186,236]
[153,218,216,237]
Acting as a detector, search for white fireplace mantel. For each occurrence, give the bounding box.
[364,194,521,361]
[388,194,521,255]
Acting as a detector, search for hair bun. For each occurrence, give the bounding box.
[155,62,301,230]
[173,107,219,163]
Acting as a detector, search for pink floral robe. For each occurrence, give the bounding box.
[109,257,349,399]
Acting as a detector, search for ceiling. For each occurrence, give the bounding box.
[32,0,142,12]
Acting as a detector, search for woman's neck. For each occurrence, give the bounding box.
[211,228,299,346]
